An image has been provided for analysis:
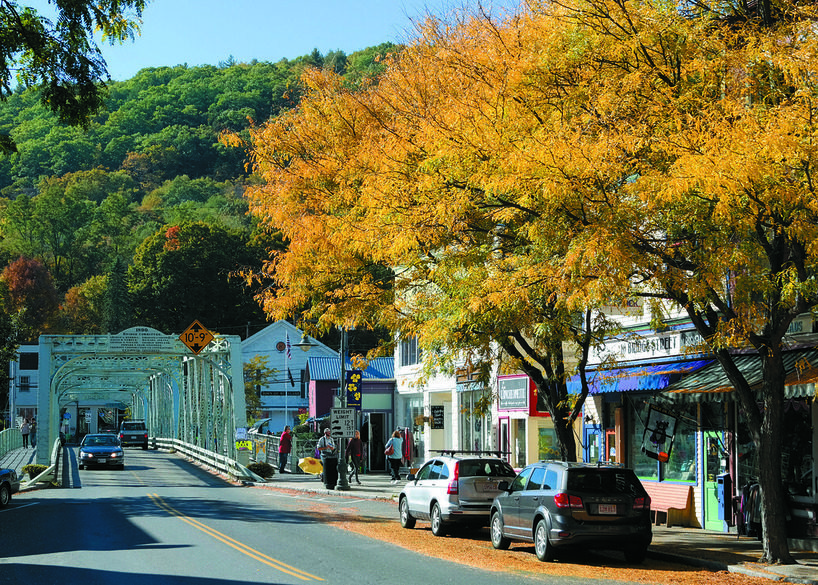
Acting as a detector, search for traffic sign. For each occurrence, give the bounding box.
[330,407,355,438]
[179,320,215,355]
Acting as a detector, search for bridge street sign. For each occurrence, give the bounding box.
[179,320,215,355]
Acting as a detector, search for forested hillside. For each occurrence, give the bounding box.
[0,43,396,340]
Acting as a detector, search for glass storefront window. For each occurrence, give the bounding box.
[459,389,490,452]
[538,426,559,460]
[629,396,697,482]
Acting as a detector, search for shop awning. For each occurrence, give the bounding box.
[567,359,713,394]
[662,349,818,402]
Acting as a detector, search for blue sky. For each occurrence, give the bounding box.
[51,0,514,82]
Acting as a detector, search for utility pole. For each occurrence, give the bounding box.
[336,328,350,491]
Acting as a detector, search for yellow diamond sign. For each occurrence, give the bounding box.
[179,320,214,355]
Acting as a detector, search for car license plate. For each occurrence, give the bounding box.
[97,458,106,463]
[598,504,617,514]
[481,482,497,492]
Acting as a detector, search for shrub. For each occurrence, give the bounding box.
[247,461,274,478]
[22,464,48,480]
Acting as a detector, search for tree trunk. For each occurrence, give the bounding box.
[757,355,795,564]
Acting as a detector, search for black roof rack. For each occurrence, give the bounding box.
[431,449,511,458]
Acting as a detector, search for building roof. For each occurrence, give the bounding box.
[307,356,394,381]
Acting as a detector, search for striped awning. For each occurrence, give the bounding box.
[567,359,713,394]
[662,349,818,402]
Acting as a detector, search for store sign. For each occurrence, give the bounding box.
[498,377,528,410]
[431,405,445,429]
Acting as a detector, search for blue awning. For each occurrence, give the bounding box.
[567,360,713,394]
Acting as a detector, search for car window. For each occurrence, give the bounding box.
[510,467,533,492]
[459,459,516,478]
[429,460,445,480]
[543,469,559,490]
[526,466,546,490]
[567,470,642,494]
[438,462,450,480]
[122,422,146,430]
[416,463,434,481]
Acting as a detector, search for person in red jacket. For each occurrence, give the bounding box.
[278,425,292,473]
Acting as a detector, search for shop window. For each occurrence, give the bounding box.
[538,427,559,460]
[629,396,697,482]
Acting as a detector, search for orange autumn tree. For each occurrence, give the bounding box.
[239,7,618,462]
[493,0,818,565]
[243,0,818,563]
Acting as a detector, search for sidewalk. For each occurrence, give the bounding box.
[261,470,818,584]
[0,445,38,480]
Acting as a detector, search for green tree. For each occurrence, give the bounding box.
[243,355,276,421]
[103,257,131,334]
[128,222,267,334]
[0,0,147,151]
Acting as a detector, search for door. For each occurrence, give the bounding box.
[367,412,387,472]
[703,431,726,531]
[499,417,510,463]
[585,424,603,463]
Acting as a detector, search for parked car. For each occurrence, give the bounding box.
[398,452,517,536]
[490,461,652,563]
[0,468,20,506]
[119,420,148,449]
[78,434,125,469]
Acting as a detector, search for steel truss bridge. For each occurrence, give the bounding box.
[36,326,246,468]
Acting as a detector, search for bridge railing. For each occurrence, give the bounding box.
[0,427,22,461]
[154,437,264,482]
[248,433,320,474]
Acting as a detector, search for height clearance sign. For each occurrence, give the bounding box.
[179,320,214,355]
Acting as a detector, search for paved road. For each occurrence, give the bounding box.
[2,449,645,585]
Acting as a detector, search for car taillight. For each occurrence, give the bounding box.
[633,495,650,510]
[143,433,148,438]
[447,461,460,495]
[119,433,124,439]
[554,492,584,509]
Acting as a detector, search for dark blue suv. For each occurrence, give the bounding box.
[490,461,652,563]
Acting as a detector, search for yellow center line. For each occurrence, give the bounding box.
[148,493,323,581]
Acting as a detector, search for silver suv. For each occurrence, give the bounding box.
[398,452,516,536]
[490,461,652,563]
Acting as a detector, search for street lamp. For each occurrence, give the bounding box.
[292,328,351,491]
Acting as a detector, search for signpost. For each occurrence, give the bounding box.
[179,320,214,355]
[331,407,355,439]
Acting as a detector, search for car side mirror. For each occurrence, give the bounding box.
[406,473,416,482]
[498,480,510,492]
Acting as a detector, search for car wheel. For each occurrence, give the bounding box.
[534,519,554,562]
[78,464,83,470]
[142,444,148,450]
[399,497,416,529]
[0,484,10,506]
[430,502,447,537]
[624,545,648,564]
[490,511,510,550]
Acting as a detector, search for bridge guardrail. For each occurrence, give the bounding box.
[154,437,264,482]
[0,428,22,461]
[248,433,320,474]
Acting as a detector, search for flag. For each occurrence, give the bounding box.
[286,332,292,360]
[288,368,295,387]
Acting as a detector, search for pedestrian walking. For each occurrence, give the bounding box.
[20,419,30,449]
[347,430,363,485]
[278,425,292,473]
[29,419,36,448]
[385,430,403,484]
[317,427,338,489]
